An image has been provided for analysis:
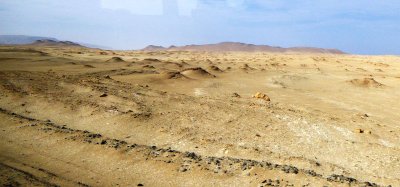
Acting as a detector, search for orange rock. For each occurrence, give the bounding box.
[253,92,271,101]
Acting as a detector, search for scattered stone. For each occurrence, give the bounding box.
[87,133,102,138]
[184,152,200,160]
[260,179,276,186]
[281,165,299,174]
[137,184,144,186]
[179,167,188,172]
[354,129,372,134]
[305,170,318,177]
[100,93,108,97]
[327,174,357,183]
[362,182,378,187]
[354,129,364,133]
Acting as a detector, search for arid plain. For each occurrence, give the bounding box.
[1,45,400,186]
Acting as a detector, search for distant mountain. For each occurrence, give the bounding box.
[30,39,83,47]
[79,42,112,50]
[142,42,345,54]
[142,45,166,51]
[0,35,58,45]
[0,35,110,49]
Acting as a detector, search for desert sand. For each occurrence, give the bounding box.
[1,45,400,187]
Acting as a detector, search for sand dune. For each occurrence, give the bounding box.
[349,78,385,88]
[106,56,125,62]
[160,71,191,80]
[1,45,400,186]
[180,67,216,79]
[207,65,224,72]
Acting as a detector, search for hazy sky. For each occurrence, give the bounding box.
[0,0,399,54]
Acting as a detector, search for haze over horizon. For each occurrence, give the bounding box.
[1,0,399,55]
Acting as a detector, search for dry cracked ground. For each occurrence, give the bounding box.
[0,46,400,187]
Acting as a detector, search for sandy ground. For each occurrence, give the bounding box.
[0,46,399,187]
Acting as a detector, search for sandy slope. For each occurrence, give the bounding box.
[0,46,399,186]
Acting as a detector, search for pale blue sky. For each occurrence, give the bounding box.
[0,0,399,54]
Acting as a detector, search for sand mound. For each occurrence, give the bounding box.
[164,61,185,68]
[180,67,216,78]
[206,59,213,65]
[0,48,48,56]
[142,65,155,69]
[160,71,191,79]
[83,64,95,68]
[180,60,190,66]
[67,62,77,65]
[240,64,255,71]
[349,78,384,88]
[208,65,224,72]
[356,68,367,72]
[106,57,125,62]
[143,58,161,62]
[281,75,308,81]
[97,51,108,55]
